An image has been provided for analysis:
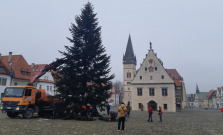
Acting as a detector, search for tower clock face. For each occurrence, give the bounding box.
[149,59,153,64]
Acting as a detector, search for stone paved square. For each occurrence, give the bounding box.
[0,107,222,135]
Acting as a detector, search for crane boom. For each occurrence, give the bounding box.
[27,64,54,86]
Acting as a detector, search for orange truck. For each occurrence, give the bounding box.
[0,64,59,119]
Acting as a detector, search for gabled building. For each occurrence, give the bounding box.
[0,52,56,98]
[214,87,223,108]
[204,89,217,109]
[194,84,208,108]
[0,52,32,98]
[123,35,186,112]
[0,53,11,97]
[30,64,55,96]
[166,69,187,111]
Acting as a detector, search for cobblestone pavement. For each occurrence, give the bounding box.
[0,107,222,135]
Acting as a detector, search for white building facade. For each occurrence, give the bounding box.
[31,65,55,96]
[0,74,11,98]
[123,36,178,112]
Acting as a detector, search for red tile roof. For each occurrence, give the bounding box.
[0,55,32,80]
[0,59,9,75]
[166,69,182,80]
[30,64,47,77]
[174,80,181,87]
[30,64,56,83]
[205,90,217,99]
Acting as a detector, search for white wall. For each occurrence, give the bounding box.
[36,82,55,96]
[0,74,11,99]
[36,71,55,96]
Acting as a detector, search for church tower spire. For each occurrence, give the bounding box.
[123,34,137,105]
[196,84,200,94]
[123,34,137,65]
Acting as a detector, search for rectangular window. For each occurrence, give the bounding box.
[145,67,147,71]
[150,76,153,80]
[2,78,6,86]
[137,88,143,96]
[47,86,49,91]
[127,72,131,78]
[25,89,32,96]
[138,103,142,108]
[155,67,157,71]
[50,86,52,91]
[164,104,168,110]
[149,88,155,96]
[127,82,131,84]
[140,76,142,80]
[161,75,164,79]
[39,85,42,89]
[0,78,7,86]
[162,88,168,96]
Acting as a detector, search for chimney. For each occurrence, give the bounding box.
[8,52,12,63]
[31,63,35,68]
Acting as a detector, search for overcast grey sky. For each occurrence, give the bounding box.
[1,0,223,94]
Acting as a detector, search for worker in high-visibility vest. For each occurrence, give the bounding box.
[158,106,163,122]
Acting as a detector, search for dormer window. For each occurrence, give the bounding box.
[26,72,31,76]
[21,71,26,75]
[0,66,5,71]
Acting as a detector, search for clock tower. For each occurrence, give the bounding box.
[123,34,136,104]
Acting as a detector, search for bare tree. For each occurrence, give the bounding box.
[113,80,123,104]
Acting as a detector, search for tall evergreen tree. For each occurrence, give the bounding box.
[53,2,114,114]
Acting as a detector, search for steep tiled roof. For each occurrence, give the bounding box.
[174,80,181,87]
[31,64,47,77]
[0,59,9,75]
[30,64,55,83]
[0,55,32,80]
[166,69,182,80]
[123,34,137,65]
[205,90,217,99]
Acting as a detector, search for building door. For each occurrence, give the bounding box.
[147,100,157,110]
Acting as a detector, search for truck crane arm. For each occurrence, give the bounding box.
[27,64,54,86]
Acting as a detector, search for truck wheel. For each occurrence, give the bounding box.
[23,108,33,119]
[7,112,19,118]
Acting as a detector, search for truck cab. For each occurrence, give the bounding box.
[0,64,59,119]
[1,86,38,118]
